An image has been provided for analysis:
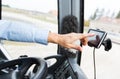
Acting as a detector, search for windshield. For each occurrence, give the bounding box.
[81,0,120,79]
[2,0,58,59]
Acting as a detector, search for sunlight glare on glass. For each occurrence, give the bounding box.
[2,0,57,13]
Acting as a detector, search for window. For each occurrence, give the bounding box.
[82,0,120,79]
[2,0,58,59]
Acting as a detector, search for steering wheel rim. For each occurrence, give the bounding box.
[0,57,47,79]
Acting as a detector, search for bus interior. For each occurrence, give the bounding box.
[0,0,120,79]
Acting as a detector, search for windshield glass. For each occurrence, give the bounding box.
[2,0,58,59]
[82,0,120,79]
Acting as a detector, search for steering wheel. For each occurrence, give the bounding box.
[0,57,47,79]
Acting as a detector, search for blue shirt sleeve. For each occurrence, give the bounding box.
[0,20,49,45]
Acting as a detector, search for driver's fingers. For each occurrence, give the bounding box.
[79,33,95,45]
[80,33,95,39]
[81,38,88,45]
[68,44,83,52]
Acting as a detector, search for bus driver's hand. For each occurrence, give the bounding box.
[48,32,94,52]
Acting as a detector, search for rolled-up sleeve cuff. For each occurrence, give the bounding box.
[34,29,49,45]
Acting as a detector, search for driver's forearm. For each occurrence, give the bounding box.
[0,20,49,45]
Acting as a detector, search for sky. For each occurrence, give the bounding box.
[85,0,120,19]
[2,0,57,13]
[2,0,120,20]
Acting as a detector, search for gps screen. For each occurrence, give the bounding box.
[88,29,107,48]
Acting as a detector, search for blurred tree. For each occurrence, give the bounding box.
[89,8,104,20]
[111,12,115,18]
[116,11,120,18]
[84,20,90,27]
[89,8,99,20]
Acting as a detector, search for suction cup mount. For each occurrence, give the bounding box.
[102,38,112,51]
